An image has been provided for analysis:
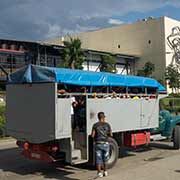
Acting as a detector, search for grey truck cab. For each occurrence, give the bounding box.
[6,64,166,168]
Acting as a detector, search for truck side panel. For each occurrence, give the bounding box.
[55,98,71,139]
[140,99,159,128]
[6,83,56,143]
[87,98,159,135]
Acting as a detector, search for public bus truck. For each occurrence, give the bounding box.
[6,64,174,168]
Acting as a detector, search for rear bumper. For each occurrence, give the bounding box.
[17,141,63,163]
[22,149,56,163]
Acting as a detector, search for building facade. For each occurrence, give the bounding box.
[3,16,179,90]
[48,16,180,91]
[0,39,137,84]
[0,39,62,82]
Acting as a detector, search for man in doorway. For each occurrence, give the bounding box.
[91,112,113,178]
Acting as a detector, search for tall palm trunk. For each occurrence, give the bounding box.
[70,60,75,69]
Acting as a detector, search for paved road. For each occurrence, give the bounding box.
[0,140,180,180]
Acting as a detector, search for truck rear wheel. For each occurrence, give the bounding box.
[173,125,180,149]
[106,137,119,169]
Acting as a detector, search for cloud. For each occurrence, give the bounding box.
[108,18,124,25]
[0,0,178,41]
[45,24,62,39]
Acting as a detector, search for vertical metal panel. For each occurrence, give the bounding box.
[6,83,56,143]
[140,99,159,128]
[87,98,159,135]
[55,98,71,139]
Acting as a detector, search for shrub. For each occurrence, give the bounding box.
[160,97,180,113]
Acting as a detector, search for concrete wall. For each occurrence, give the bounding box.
[72,17,166,81]
[47,16,180,90]
[48,17,166,81]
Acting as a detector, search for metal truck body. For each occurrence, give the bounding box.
[6,65,166,167]
[6,82,160,165]
[7,83,71,144]
[7,83,160,141]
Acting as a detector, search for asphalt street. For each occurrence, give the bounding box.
[0,139,180,180]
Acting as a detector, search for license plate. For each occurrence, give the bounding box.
[31,153,41,159]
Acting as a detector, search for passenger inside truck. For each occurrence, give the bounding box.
[57,82,158,101]
[127,87,144,94]
[147,87,157,94]
[92,86,108,93]
[57,83,69,95]
[111,86,126,93]
[72,96,86,132]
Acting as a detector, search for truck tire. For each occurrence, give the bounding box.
[106,137,119,169]
[173,125,180,149]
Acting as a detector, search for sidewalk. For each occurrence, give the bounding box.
[0,137,15,143]
[0,137,16,150]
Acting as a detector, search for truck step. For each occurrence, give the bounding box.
[72,149,81,162]
[72,159,88,165]
[150,134,167,141]
[71,140,75,149]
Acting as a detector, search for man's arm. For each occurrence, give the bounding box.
[108,124,113,137]
[91,129,96,138]
[109,130,113,137]
[91,124,96,138]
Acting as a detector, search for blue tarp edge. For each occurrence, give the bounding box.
[8,64,166,92]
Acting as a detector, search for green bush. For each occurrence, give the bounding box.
[169,93,180,98]
[160,97,180,113]
[0,105,6,137]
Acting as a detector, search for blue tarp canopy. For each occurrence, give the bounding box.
[8,64,166,91]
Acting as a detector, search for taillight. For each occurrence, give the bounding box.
[51,146,58,152]
[23,142,29,150]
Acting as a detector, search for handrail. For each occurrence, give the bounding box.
[57,92,158,98]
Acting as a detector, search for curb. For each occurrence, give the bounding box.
[0,137,16,144]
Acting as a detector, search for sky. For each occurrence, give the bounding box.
[0,0,180,41]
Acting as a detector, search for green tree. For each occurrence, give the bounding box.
[137,61,155,77]
[157,79,166,87]
[165,64,180,93]
[99,55,117,73]
[61,37,85,69]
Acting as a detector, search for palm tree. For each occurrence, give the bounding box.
[61,37,85,69]
[137,61,155,77]
[99,54,117,73]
